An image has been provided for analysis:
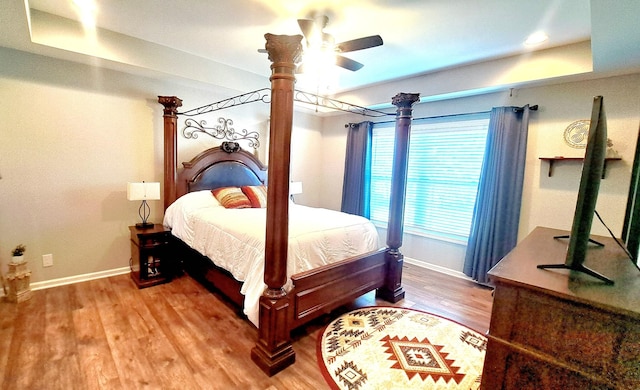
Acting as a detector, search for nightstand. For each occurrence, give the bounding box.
[129,224,173,288]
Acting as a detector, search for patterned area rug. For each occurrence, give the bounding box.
[317,307,486,390]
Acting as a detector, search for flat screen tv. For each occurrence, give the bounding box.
[538,95,613,284]
[621,124,640,263]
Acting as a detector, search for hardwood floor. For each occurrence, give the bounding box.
[0,263,493,389]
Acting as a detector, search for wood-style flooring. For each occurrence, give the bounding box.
[0,263,493,389]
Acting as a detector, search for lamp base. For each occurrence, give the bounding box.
[135,222,155,229]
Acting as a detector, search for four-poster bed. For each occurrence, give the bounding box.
[158,34,419,375]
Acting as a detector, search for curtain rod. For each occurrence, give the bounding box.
[365,104,538,126]
[515,104,539,112]
[369,110,490,126]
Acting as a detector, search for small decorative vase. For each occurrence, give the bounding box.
[11,255,24,264]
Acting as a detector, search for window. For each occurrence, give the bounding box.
[369,113,490,243]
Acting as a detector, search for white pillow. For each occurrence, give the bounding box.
[177,190,221,209]
[164,190,221,229]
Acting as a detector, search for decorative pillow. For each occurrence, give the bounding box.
[211,187,251,209]
[241,185,268,208]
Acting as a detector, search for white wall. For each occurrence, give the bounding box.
[289,109,324,206]
[0,76,157,282]
[2,43,638,283]
[0,47,323,284]
[320,73,640,273]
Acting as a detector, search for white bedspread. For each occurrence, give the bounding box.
[163,190,380,326]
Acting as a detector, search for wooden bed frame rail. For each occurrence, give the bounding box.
[290,249,387,328]
[159,33,419,376]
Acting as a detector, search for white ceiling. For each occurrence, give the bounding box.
[1,0,638,103]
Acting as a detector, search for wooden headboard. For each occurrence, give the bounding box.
[176,142,267,199]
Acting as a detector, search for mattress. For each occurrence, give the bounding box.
[163,190,380,326]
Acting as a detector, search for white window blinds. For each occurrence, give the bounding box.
[370,113,490,243]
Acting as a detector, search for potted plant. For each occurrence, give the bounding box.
[11,244,26,264]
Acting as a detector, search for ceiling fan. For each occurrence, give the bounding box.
[259,15,383,72]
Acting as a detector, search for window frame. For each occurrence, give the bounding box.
[369,112,490,244]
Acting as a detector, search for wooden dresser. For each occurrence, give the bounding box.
[481,227,640,389]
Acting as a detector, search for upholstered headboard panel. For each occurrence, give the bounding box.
[176,145,268,200]
[188,161,265,192]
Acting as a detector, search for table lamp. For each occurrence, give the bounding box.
[290,181,303,201]
[127,181,161,228]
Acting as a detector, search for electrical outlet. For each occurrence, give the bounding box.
[42,254,53,267]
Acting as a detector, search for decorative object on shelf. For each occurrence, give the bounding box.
[6,245,31,302]
[10,244,26,264]
[127,181,161,229]
[563,119,590,148]
[607,138,620,158]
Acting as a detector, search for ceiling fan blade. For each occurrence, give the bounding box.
[336,35,383,52]
[297,18,315,38]
[335,55,364,71]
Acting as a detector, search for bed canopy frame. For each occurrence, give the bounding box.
[158,34,419,376]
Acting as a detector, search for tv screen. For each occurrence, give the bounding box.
[622,125,640,263]
[538,96,613,284]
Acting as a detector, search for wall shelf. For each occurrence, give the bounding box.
[539,156,622,178]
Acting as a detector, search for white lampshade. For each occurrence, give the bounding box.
[289,181,303,195]
[127,182,161,201]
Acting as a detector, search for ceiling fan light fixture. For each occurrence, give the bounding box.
[301,46,337,73]
[257,15,381,73]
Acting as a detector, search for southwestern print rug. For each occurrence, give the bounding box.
[317,307,486,390]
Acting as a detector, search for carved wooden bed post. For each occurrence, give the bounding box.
[158,96,183,211]
[250,33,302,376]
[376,92,419,302]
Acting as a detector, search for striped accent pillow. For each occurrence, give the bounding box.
[211,187,251,209]
[241,185,268,208]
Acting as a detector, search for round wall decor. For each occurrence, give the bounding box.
[563,120,590,148]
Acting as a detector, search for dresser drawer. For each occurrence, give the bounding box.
[490,284,640,386]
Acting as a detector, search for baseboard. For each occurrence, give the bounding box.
[403,256,471,281]
[1,267,131,297]
[2,258,467,296]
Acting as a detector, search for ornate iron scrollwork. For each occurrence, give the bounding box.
[182,117,260,149]
[179,89,271,117]
[293,90,391,117]
[177,87,391,118]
